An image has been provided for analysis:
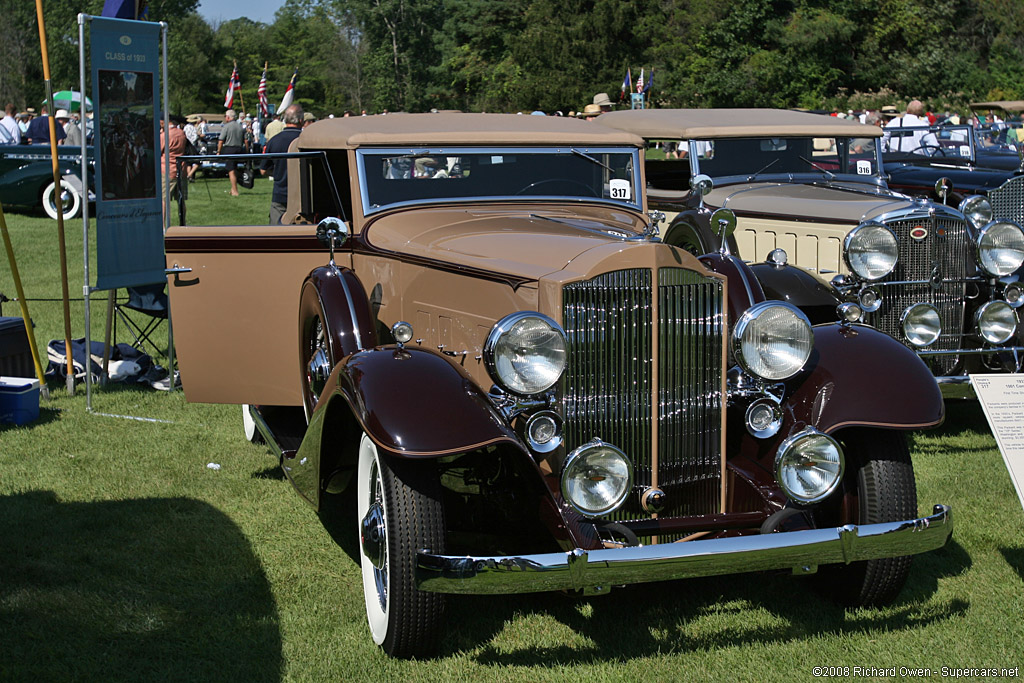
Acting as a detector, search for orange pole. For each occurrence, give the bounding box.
[35,0,76,394]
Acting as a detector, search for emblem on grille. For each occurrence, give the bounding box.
[910,226,928,241]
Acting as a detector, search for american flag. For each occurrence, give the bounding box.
[636,68,644,94]
[224,65,241,109]
[257,68,269,117]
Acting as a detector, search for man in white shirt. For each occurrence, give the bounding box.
[0,104,20,144]
[883,100,937,154]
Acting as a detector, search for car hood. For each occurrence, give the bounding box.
[885,162,1016,194]
[364,204,652,281]
[707,180,914,223]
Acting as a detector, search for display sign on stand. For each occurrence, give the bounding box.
[89,16,166,290]
[971,374,1024,512]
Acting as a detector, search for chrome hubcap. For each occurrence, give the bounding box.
[360,501,386,570]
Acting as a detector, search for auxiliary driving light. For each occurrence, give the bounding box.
[976,301,1018,345]
[561,439,632,518]
[901,303,942,347]
[775,428,844,504]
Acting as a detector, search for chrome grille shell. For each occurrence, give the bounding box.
[989,176,1024,225]
[561,267,724,522]
[865,211,970,374]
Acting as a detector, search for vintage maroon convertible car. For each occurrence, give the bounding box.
[166,114,952,657]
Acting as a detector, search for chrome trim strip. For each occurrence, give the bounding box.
[415,505,953,594]
[915,345,1024,356]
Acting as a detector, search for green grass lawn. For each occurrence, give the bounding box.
[1,187,1023,680]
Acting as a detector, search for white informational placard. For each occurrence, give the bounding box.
[971,374,1024,511]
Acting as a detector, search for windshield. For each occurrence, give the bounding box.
[689,137,882,180]
[358,146,640,214]
[881,123,1022,163]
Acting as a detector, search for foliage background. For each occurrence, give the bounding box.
[1,0,1023,116]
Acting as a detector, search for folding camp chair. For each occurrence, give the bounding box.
[113,283,169,359]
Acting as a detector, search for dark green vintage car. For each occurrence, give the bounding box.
[0,144,94,219]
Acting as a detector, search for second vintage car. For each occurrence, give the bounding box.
[165,113,952,657]
[598,108,1024,396]
[0,143,94,219]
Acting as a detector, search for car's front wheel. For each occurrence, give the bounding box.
[42,179,82,220]
[819,428,917,606]
[356,433,445,657]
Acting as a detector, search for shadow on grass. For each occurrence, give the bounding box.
[1000,546,1024,584]
[0,490,282,680]
[252,464,287,482]
[451,538,971,665]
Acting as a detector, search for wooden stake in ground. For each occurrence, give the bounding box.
[0,202,50,399]
[35,0,75,395]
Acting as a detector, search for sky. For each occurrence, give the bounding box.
[197,0,283,25]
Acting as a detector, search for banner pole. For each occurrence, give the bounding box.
[0,203,49,398]
[36,0,76,395]
[79,13,95,410]
[234,60,246,116]
[161,22,176,392]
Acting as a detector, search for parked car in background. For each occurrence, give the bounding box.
[166,113,952,657]
[598,108,1024,396]
[0,143,94,219]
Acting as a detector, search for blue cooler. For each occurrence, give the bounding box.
[0,376,40,425]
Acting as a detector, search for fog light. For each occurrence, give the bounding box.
[1005,283,1023,308]
[775,428,844,504]
[858,287,882,313]
[976,301,1018,344]
[561,439,632,518]
[837,302,863,323]
[526,411,561,453]
[746,398,783,438]
[391,321,414,344]
[901,303,941,347]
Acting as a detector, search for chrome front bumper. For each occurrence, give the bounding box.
[415,504,952,595]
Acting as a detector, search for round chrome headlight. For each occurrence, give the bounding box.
[775,428,844,504]
[959,195,993,229]
[901,303,942,347]
[484,312,567,395]
[977,221,1024,277]
[858,287,882,313]
[844,222,898,281]
[561,439,632,518]
[976,300,1018,344]
[732,302,814,381]
[1005,283,1023,308]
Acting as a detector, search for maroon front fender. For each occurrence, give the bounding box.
[789,323,945,433]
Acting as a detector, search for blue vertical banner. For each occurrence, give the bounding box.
[90,17,165,290]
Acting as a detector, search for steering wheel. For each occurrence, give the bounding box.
[515,178,599,197]
[910,143,948,157]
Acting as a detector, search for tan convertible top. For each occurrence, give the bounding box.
[297,113,644,149]
[598,108,882,139]
[970,101,1024,112]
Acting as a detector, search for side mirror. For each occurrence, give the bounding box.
[934,177,953,205]
[690,173,714,197]
[316,217,349,262]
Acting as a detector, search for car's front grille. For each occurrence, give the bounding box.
[989,176,1024,224]
[561,267,724,522]
[867,215,969,374]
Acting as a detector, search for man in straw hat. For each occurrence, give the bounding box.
[593,92,614,113]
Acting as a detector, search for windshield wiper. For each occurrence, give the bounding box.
[571,148,613,172]
[798,155,835,180]
[746,158,779,181]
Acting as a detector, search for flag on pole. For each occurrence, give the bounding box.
[643,68,653,95]
[224,64,240,109]
[620,68,631,100]
[636,68,644,94]
[257,68,269,117]
[277,69,297,115]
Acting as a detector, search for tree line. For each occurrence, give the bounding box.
[2,0,1022,118]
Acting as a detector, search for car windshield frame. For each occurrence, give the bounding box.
[356,145,642,216]
[684,136,886,186]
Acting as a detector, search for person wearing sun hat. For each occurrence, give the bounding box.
[593,92,614,113]
[56,109,82,146]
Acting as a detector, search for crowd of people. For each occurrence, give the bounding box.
[0,104,90,146]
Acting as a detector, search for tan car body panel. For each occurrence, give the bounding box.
[165,224,327,405]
